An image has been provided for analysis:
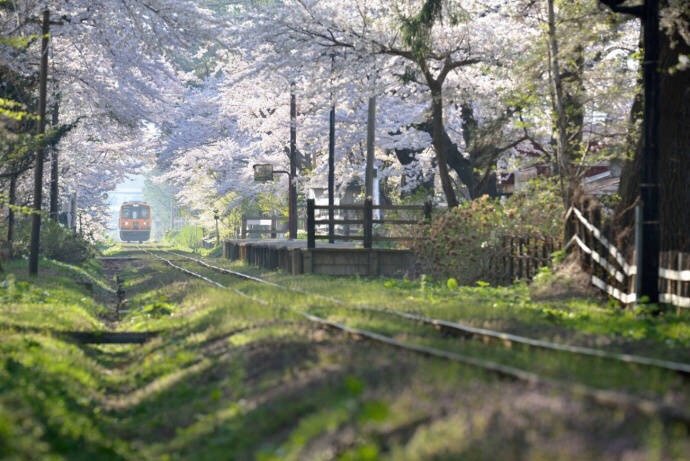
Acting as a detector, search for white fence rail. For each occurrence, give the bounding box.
[565,201,689,309]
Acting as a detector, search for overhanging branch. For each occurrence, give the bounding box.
[598,0,644,18]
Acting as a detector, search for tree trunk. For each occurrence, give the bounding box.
[460,102,500,198]
[657,32,689,252]
[429,84,480,206]
[546,0,584,206]
[6,174,17,255]
[615,17,690,254]
[429,85,459,207]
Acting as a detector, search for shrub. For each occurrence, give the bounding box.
[165,225,204,252]
[6,218,93,263]
[412,182,564,285]
[40,220,93,263]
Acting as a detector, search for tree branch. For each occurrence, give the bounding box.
[598,0,644,18]
[437,57,481,84]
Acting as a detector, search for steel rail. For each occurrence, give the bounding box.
[138,248,690,426]
[165,249,690,377]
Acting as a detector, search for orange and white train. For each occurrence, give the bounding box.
[119,201,151,242]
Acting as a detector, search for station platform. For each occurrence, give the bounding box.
[223,239,415,277]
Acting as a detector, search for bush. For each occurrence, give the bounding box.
[7,218,93,264]
[412,182,564,285]
[40,220,93,263]
[164,225,204,252]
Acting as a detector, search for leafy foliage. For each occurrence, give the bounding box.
[412,181,564,284]
[7,219,94,264]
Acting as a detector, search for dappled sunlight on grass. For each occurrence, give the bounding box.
[2,251,690,460]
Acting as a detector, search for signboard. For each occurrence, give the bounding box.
[253,164,274,182]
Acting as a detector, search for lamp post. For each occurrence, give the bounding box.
[213,209,220,247]
[253,164,292,238]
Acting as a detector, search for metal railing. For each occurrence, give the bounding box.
[240,216,286,239]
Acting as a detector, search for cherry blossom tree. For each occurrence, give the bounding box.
[1,0,218,236]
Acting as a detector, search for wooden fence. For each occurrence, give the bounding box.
[306,198,432,249]
[564,197,689,309]
[497,235,557,284]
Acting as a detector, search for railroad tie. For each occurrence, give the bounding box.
[65,331,158,345]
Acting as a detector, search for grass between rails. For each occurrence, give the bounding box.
[162,254,690,411]
[1,251,689,460]
[176,251,690,361]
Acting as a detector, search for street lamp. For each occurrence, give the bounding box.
[253,163,296,239]
[213,208,220,247]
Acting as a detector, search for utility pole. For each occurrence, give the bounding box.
[49,98,59,220]
[328,55,336,244]
[29,9,50,276]
[638,0,660,304]
[289,86,297,239]
[365,95,376,199]
[328,99,335,244]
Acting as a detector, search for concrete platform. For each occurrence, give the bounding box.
[223,239,415,277]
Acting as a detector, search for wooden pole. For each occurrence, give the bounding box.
[363,197,373,249]
[638,0,661,304]
[365,96,376,199]
[328,101,335,244]
[29,9,50,276]
[289,87,297,239]
[307,199,315,249]
[677,253,683,315]
[49,99,59,220]
[634,203,643,300]
[328,54,335,244]
[423,200,432,223]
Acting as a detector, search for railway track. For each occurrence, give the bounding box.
[136,246,690,426]
[161,248,690,377]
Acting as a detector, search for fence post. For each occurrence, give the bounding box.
[584,199,595,279]
[423,200,432,223]
[307,199,315,249]
[677,253,683,314]
[579,197,589,271]
[509,237,515,282]
[633,204,643,301]
[564,203,576,243]
[363,197,373,249]
[241,216,247,239]
[499,235,513,284]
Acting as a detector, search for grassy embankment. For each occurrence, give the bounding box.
[1,254,689,460]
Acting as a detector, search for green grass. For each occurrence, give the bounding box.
[0,259,106,331]
[155,254,690,409]
[222,261,690,361]
[1,251,690,460]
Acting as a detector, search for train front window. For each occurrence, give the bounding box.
[122,206,149,219]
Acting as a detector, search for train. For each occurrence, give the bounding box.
[119,201,152,242]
